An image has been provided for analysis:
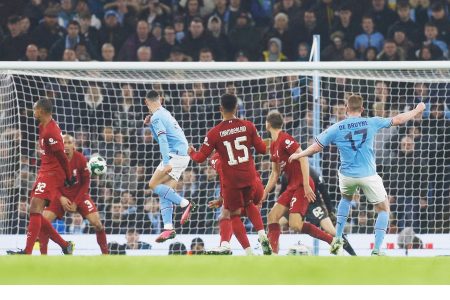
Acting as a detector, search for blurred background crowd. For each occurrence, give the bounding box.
[4,0,450,62]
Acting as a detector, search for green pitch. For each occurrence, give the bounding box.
[1,256,449,285]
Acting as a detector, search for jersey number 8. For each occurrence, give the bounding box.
[223,136,249,166]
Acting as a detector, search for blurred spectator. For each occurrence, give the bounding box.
[250,0,273,27]
[125,228,151,250]
[178,167,198,199]
[23,0,46,28]
[67,212,87,234]
[189,237,205,254]
[385,136,429,230]
[49,20,97,61]
[22,44,39,61]
[430,2,450,44]
[159,25,179,61]
[209,0,231,33]
[262,37,287,61]
[207,15,231,61]
[364,46,378,61]
[58,0,77,28]
[77,12,99,58]
[331,4,359,45]
[81,83,112,128]
[314,0,338,33]
[235,50,249,61]
[20,16,31,35]
[227,0,245,32]
[322,31,346,61]
[30,8,64,51]
[118,20,159,61]
[297,9,329,49]
[0,15,30,61]
[74,0,101,30]
[387,2,420,43]
[392,29,415,60]
[376,39,405,61]
[296,42,310,61]
[228,12,260,60]
[263,12,296,59]
[199,47,214,61]
[139,0,172,27]
[422,22,448,58]
[181,17,218,61]
[38,47,49,61]
[367,0,397,36]
[104,201,124,234]
[101,43,115,61]
[62,48,77,61]
[137,45,152,61]
[174,16,186,43]
[342,46,357,61]
[98,10,127,53]
[104,0,139,34]
[354,15,384,57]
[180,0,204,26]
[142,197,161,234]
[168,241,187,255]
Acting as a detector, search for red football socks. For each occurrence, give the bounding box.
[40,216,69,249]
[245,203,264,232]
[24,213,42,254]
[231,215,250,249]
[96,229,109,254]
[38,230,50,255]
[219,218,232,243]
[268,223,281,254]
[301,222,333,244]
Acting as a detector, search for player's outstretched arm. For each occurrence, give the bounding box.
[263,162,280,200]
[392,102,426,126]
[296,149,316,203]
[288,143,322,163]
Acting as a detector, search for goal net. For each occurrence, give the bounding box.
[0,62,449,254]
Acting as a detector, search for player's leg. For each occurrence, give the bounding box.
[85,212,109,254]
[39,210,57,255]
[244,182,271,254]
[331,174,358,255]
[362,174,390,256]
[267,202,289,254]
[22,196,46,254]
[208,208,233,255]
[230,209,253,255]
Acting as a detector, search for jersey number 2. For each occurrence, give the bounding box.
[344,129,368,151]
[223,136,249,166]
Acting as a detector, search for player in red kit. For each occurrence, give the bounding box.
[39,134,109,255]
[264,110,335,254]
[206,152,266,255]
[8,99,76,255]
[189,94,272,255]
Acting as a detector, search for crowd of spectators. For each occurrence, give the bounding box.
[5,0,450,62]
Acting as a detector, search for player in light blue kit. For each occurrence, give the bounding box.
[289,94,425,255]
[144,90,196,243]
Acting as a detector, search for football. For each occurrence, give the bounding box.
[287,243,311,256]
[88,155,107,176]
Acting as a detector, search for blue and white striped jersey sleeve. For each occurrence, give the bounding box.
[315,124,339,148]
[370,117,393,132]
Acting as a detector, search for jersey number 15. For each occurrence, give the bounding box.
[223,136,249,166]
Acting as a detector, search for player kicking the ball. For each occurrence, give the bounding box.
[289,95,426,255]
[8,99,75,255]
[144,90,195,243]
[39,134,109,255]
[264,110,336,254]
[206,152,267,255]
[189,93,272,255]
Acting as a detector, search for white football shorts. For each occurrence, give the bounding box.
[338,172,388,204]
[157,154,190,181]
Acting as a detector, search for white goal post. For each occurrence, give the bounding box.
[0,61,449,256]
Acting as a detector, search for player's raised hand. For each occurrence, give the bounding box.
[416,102,426,113]
[60,196,77,212]
[144,114,151,125]
[304,184,316,203]
[162,164,173,174]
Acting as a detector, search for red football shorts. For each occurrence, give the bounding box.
[30,173,64,203]
[277,180,316,216]
[45,194,98,219]
[222,186,254,211]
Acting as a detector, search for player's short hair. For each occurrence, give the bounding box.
[34,98,53,114]
[346,94,364,112]
[266,110,284,129]
[220,93,238,112]
[63,134,74,142]
[146,90,160,102]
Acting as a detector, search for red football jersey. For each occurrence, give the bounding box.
[38,119,65,176]
[60,151,90,203]
[270,131,305,190]
[192,118,266,188]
